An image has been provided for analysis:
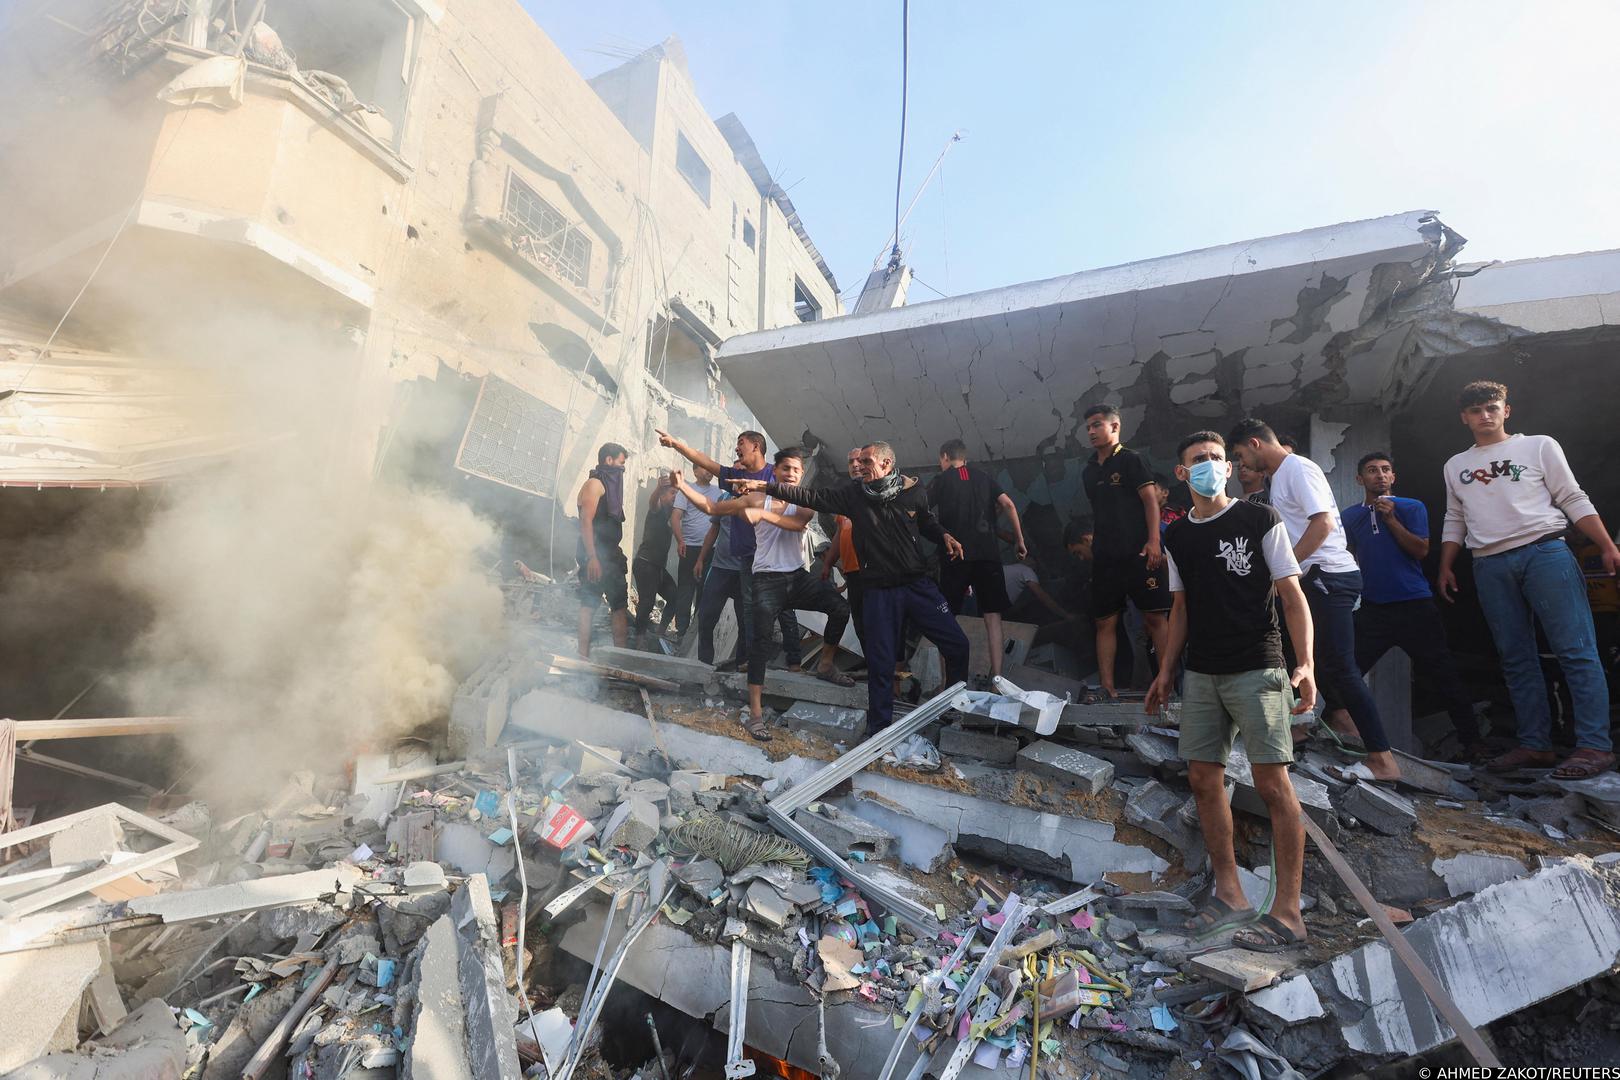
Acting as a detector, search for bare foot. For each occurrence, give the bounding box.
[1363,750,1402,782]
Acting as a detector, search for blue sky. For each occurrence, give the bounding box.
[526,1,1620,304]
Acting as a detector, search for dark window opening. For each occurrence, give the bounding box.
[675,132,711,206]
[502,173,592,289]
[743,219,756,251]
[793,279,822,323]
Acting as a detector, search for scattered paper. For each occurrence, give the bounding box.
[971,1042,1002,1069]
[349,843,374,862]
[818,935,863,993]
[1150,1004,1178,1032]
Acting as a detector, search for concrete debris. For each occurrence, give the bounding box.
[1339,780,1419,836]
[6,616,1617,1080]
[1431,852,1528,897]
[1015,740,1115,794]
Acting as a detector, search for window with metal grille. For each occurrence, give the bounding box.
[502,173,592,289]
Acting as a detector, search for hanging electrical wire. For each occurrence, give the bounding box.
[887,0,910,273]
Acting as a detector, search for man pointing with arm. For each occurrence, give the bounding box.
[732,441,971,735]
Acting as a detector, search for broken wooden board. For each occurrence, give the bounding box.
[10,716,191,740]
[0,804,198,921]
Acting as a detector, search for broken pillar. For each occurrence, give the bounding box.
[450,875,521,1079]
[1016,741,1114,794]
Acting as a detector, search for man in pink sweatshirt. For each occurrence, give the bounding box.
[1438,380,1620,778]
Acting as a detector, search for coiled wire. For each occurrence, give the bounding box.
[667,811,809,872]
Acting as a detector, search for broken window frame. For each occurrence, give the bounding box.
[502,171,593,291]
[793,277,822,323]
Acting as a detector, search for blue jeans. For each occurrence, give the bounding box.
[1304,568,1390,753]
[1473,538,1612,752]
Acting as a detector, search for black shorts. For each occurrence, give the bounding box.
[1090,554,1170,618]
[577,549,629,611]
[939,558,1011,615]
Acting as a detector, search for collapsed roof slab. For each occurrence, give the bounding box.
[718,211,1460,467]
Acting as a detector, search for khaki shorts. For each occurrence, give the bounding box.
[1177,667,1295,765]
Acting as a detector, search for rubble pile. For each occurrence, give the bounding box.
[4,612,1620,1078]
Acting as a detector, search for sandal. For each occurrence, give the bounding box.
[740,709,772,742]
[1231,914,1307,953]
[1551,748,1616,781]
[1485,746,1558,773]
[1182,896,1257,938]
[816,669,856,687]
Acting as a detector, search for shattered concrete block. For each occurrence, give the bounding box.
[849,792,953,873]
[670,770,727,792]
[9,997,187,1078]
[1123,780,1203,857]
[795,804,895,861]
[49,810,124,867]
[1431,852,1527,897]
[938,723,1019,765]
[628,778,671,805]
[1340,781,1417,836]
[1246,977,1326,1024]
[1304,857,1620,1059]
[404,916,473,1080]
[0,940,106,1071]
[781,701,866,740]
[1190,947,1294,991]
[1124,732,1182,772]
[451,876,522,1080]
[436,823,501,877]
[605,796,660,853]
[1226,743,1338,837]
[1016,741,1114,795]
[449,657,510,757]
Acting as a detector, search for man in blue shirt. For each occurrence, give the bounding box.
[1338,451,1482,754]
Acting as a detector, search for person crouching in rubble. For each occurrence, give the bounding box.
[672,448,854,741]
[1146,431,1316,951]
[732,441,971,736]
[576,442,631,658]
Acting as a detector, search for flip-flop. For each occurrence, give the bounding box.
[740,711,773,742]
[1231,914,1307,953]
[816,669,857,687]
[1182,896,1257,938]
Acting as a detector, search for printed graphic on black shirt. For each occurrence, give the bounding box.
[1165,501,1286,675]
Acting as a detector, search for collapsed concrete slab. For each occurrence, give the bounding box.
[1267,857,1620,1061]
[1431,852,1527,897]
[0,939,106,1072]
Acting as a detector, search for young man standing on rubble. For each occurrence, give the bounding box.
[1081,404,1171,697]
[929,439,1028,683]
[1228,419,1401,783]
[657,428,797,672]
[733,441,971,735]
[575,442,631,658]
[665,465,720,637]
[1437,380,1619,779]
[1148,431,1316,951]
[1337,451,1484,758]
[674,448,853,740]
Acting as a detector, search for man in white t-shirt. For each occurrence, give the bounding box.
[1229,419,1398,782]
[1437,380,1618,779]
[666,466,721,635]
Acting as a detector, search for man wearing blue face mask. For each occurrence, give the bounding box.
[1148,431,1316,951]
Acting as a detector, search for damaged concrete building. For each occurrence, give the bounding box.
[0,0,842,714]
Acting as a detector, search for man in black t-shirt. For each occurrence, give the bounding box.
[1147,431,1316,953]
[1080,404,1170,696]
[928,439,1028,681]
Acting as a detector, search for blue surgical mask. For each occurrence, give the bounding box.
[1187,460,1227,498]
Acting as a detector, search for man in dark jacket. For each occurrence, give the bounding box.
[734,440,970,732]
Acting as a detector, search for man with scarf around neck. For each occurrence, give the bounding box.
[576,442,631,657]
[733,441,972,734]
